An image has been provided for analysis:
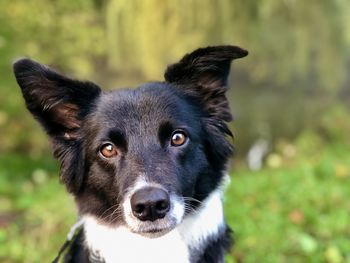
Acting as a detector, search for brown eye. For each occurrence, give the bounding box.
[171,131,187,146]
[100,143,118,158]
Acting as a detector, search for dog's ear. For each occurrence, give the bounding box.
[13,58,101,193]
[165,45,248,161]
[164,45,247,122]
[13,58,101,140]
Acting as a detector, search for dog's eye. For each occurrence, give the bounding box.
[100,143,118,158]
[171,131,187,146]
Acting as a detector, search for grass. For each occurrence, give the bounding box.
[0,155,75,263]
[0,143,349,262]
[225,144,350,263]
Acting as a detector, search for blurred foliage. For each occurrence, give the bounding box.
[1,0,105,76]
[1,0,350,262]
[1,0,350,86]
[105,0,350,90]
[0,155,75,262]
[226,138,350,263]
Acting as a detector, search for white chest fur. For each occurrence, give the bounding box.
[83,189,224,263]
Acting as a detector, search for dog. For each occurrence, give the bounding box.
[13,45,248,263]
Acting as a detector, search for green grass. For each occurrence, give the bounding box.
[0,155,75,263]
[0,143,350,262]
[225,144,350,263]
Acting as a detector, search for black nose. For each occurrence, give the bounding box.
[130,187,170,222]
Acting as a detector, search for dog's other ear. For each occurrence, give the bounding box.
[13,58,101,140]
[165,45,248,162]
[164,45,247,122]
[13,58,101,193]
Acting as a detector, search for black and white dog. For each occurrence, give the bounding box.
[13,45,248,263]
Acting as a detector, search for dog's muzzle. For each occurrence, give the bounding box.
[123,182,185,236]
[130,187,170,222]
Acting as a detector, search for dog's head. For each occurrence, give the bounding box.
[13,46,247,236]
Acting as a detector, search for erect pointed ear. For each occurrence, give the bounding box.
[13,58,101,141]
[165,46,248,162]
[13,58,101,193]
[164,45,248,122]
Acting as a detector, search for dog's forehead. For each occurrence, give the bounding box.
[94,83,198,129]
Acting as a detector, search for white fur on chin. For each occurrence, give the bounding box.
[84,189,225,263]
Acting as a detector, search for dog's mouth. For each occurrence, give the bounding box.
[132,224,173,238]
[125,208,182,238]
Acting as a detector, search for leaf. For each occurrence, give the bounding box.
[299,233,318,254]
[325,246,343,263]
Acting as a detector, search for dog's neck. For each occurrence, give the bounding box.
[83,189,225,263]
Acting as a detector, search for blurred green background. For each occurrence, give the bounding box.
[0,0,350,262]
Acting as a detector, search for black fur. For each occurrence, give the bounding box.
[197,227,233,263]
[63,231,90,263]
[13,60,101,193]
[13,45,247,263]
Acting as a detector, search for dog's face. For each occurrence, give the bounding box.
[14,46,247,236]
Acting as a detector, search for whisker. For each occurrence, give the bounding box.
[183,196,203,205]
[184,203,198,214]
[99,203,120,219]
[108,210,124,224]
